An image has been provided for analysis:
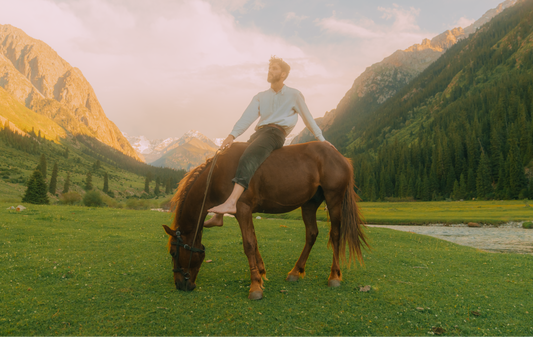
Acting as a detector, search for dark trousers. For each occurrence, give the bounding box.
[232,126,286,189]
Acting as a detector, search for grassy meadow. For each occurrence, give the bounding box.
[1,203,532,336]
[258,200,533,225]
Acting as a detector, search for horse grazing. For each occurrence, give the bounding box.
[162,141,368,300]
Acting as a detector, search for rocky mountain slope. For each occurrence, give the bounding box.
[0,24,140,160]
[292,0,518,147]
[126,130,218,171]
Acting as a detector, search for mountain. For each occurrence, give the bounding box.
[291,0,518,147]
[126,130,218,171]
[0,24,140,160]
[343,0,533,201]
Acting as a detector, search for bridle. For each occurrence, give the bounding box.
[169,150,220,281]
[170,228,205,280]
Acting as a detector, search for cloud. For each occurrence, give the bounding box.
[316,15,382,38]
[378,4,421,32]
[285,12,309,24]
[455,16,476,28]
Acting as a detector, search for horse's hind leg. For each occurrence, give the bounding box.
[325,195,343,287]
[235,203,264,300]
[287,200,321,282]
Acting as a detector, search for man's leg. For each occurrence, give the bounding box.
[207,184,245,215]
[204,213,224,227]
[208,128,285,215]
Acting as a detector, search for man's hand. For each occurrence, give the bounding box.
[323,140,337,151]
[220,135,235,150]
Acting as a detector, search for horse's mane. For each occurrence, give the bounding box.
[170,156,214,230]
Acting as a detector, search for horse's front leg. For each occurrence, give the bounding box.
[235,203,264,300]
[287,202,320,282]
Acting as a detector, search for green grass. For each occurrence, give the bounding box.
[257,200,533,225]
[1,204,532,335]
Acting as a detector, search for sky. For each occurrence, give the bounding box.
[0,0,505,141]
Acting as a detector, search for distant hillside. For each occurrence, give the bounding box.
[346,0,533,201]
[150,131,218,170]
[292,0,518,148]
[0,122,186,202]
[0,24,140,160]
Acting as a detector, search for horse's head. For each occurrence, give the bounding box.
[163,225,205,291]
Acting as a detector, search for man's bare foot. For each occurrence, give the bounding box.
[204,213,224,228]
[208,202,237,215]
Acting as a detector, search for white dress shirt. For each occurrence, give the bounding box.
[229,85,326,142]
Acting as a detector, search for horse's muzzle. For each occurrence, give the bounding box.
[176,280,196,292]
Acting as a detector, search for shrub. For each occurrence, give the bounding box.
[83,191,104,207]
[523,222,533,229]
[101,194,118,208]
[160,197,173,210]
[60,192,82,205]
[125,198,153,210]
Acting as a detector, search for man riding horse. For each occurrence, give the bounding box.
[204,56,335,227]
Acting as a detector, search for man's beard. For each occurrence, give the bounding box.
[267,72,281,83]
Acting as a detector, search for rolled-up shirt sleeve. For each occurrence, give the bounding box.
[230,94,260,139]
[294,91,326,142]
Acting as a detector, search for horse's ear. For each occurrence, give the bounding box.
[163,225,176,237]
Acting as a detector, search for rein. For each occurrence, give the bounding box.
[171,150,220,280]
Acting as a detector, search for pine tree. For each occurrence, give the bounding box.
[508,137,526,198]
[165,178,171,194]
[144,175,150,193]
[467,168,476,199]
[94,160,101,171]
[154,176,161,196]
[103,172,109,193]
[49,162,58,194]
[476,151,492,198]
[451,180,460,200]
[38,154,47,179]
[63,172,71,193]
[65,147,69,159]
[22,170,49,205]
[85,171,93,191]
[459,173,467,200]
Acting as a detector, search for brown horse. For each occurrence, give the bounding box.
[162,141,368,300]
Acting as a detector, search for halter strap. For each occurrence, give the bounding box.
[172,150,220,280]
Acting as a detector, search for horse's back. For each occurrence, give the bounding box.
[233,141,351,211]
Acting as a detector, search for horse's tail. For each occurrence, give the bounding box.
[337,162,369,266]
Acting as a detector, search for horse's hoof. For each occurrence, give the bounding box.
[328,279,341,287]
[248,291,263,300]
[286,274,299,282]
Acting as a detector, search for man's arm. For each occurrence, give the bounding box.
[294,91,326,142]
[228,94,260,140]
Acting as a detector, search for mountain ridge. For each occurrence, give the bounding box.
[0,24,140,161]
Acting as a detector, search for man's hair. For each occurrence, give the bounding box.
[269,56,290,79]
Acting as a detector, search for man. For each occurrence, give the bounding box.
[204,56,333,227]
